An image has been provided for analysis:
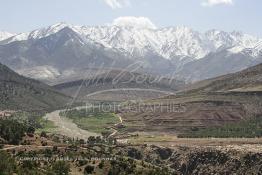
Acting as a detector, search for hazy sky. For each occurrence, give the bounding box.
[1,0,261,37]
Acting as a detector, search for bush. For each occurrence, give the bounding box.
[98,160,104,169]
[84,165,95,174]
[40,131,47,138]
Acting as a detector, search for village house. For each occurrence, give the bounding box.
[0,110,15,118]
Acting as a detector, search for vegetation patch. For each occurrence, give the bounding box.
[35,118,57,134]
[61,109,120,133]
[0,119,28,144]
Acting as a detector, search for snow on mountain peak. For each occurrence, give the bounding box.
[1,22,262,60]
[228,46,245,54]
[28,22,73,39]
[3,22,74,43]
[0,31,16,41]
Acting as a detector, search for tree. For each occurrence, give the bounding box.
[40,131,47,138]
[53,146,58,152]
[27,126,35,134]
[95,136,102,143]
[87,136,96,145]
[98,160,104,169]
[79,139,85,144]
[0,119,27,144]
[84,165,95,174]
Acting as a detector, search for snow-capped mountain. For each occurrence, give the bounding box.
[0,22,261,82]
[0,31,15,41]
[2,22,261,60]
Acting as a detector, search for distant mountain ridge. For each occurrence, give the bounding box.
[0,22,261,82]
[53,69,185,102]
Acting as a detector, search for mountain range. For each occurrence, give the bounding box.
[0,22,261,83]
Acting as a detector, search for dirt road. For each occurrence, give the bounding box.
[44,110,99,140]
[116,113,123,123]
[108,113,123,137]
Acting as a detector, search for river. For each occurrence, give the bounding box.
[44,110,100,140]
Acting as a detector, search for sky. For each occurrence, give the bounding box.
[0,0,261,37]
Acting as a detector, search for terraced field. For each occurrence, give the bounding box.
[119,64,262,134]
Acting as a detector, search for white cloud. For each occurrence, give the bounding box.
[111,16,157,29]
[104,0,130,9]
[201,0,234,7]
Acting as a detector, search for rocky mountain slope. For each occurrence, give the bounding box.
[0,62,70,111]
[183,63,262,92]
[175,49,262,82]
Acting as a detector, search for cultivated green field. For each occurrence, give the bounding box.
[35,118,57,134]
[61,109,120,133]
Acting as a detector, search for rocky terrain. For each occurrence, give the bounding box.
[2,139,261,175]
[116,144,262,175]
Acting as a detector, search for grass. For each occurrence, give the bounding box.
[61,109,120,133]
[35,118,57,134]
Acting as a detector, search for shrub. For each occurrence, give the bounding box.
[84,165,95,174]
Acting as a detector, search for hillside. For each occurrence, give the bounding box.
[54,69,185,102]
[119,64,262,133]
[0,63,70,111]
[182,63,262,93]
